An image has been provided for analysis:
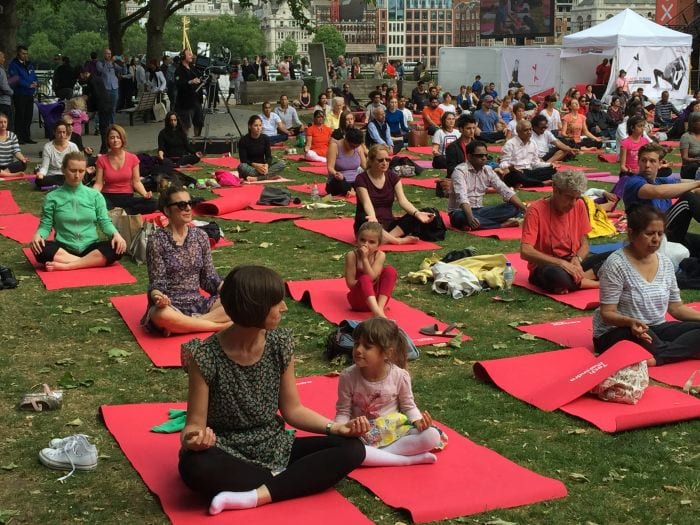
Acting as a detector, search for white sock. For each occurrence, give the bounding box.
[209,489,258,515]
[362,445,437,467]
[382,427,441,456]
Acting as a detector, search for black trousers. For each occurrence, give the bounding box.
[179,436,365,500]
[12,94,34,142]
[594,321,700,366]
[503,166,556,187]
[666,191,700,258]
[529,251,612,293]
[326,176,353,196]
[102,192,158,215]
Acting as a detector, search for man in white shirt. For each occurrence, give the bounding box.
[499,120,556,187]
[274,95,305,135]
[365,91,386,122]
[448,140,526,230]
[259,100,292,144]
[531,114,577,163]
[398,96,414,128]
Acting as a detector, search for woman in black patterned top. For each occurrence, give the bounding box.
[179,265,367,515]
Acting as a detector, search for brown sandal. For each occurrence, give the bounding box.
[19,384,63,412]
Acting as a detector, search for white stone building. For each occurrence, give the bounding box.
[569,0,656,31]
[253,0,313,60]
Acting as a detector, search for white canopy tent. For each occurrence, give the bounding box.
[561,9,692,101]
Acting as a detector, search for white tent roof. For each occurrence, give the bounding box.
[562,8,692,48]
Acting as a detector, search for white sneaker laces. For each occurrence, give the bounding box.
[56,435,86,483]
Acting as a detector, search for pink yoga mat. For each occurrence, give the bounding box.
[111,294,210,367]
[286,278,470,346]
[507,251,600,310]
[0,189,20,214]
[201,156,240,169]
[587,174,619,183]
[293,217,442,252]
[244,177,293,185]
[23,247,136,290]
[101,400,372,525]
[0,213,41,243]
[414,160,433,169]
[556,164,595,172]
[401,177,438,189]
[297,376,567,523]
[297,165,328,176]
[487,145,503,153]
[285,155,324,164]
[474,344,700,431]
[393,151,420,160]
[585,171,614,178]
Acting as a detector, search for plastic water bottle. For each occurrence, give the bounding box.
[503,261,515,297]
[311,183,320,202]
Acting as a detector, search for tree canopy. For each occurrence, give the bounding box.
[312,25,346,63]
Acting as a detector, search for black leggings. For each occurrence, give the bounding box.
[666,191,700,257]
[528,251,612,293]
[0,160,26,173]
[178,436,365,500]
[326,176,353,196]
[594,321,700,366]
[103,192,159,215]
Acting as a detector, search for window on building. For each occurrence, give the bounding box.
[577,16,583,31]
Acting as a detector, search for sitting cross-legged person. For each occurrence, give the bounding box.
[31,152,126,271]
[260,101,292,145]
[238,115,286,182]
[520,170,610,293]
[499,120,557,188]
[141,185,232,336]
[530,114,578,163]
[448,140,526,231]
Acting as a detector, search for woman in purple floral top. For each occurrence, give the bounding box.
[142,186,231,335]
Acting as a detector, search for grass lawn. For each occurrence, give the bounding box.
[0,145,697,525]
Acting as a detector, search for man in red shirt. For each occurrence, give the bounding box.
[421,95,444,136]
[595,58,611,85]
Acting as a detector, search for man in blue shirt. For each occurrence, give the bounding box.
[623,142,700,256]
[471,75,483,97]
[7,46,38,144]
[473,95,505,143]
[96,48,123,126]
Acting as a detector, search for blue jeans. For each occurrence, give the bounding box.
[107,88,118,125]
[449,204,520,230]
[266,133,289,145]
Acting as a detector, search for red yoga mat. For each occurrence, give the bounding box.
[517,313,700,388]
[195,186,261,215]
[212,186,302,210]
[393,151,420,160]
[286,278,470,346]
[244,177,293,184]
[285,155,324,164]
[474,344,700,431]
[296,376,567,523]
[23,247,137,290]
[506,251,600,310]
[0,189,20,214]
[201,156,240,169]
[401,177,438,189]
[297,165,328,176]
[556,164,595,172]
[597,153,619,163]
[174,166,203,172]
[287,184,357,204]
[101,400,372,525]
[220,209,303,223]
[0,213,41,243]
[407,146,432,155]
[587,174,619,183]
[585,171,613,178]
[438,210,522,240]
[111,294,210,367]
[0,172,34,181]
[487,145,503,153]
[520,186,554,193]
[293,217,442,252]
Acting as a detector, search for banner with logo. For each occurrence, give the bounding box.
[618,46,690,99]
[656,0,678,25]
[500,48,560,98]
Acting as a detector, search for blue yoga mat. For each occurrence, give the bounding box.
[589,242,623,254]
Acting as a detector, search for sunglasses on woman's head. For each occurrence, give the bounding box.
[168,200,193,210]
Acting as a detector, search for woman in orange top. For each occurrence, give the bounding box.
[304,110,333,163]
[561,99,602,150]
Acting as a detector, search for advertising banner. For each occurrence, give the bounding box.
[618,46,690,99]
[500,48,560,98]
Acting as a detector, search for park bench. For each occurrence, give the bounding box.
[118,91,157,126]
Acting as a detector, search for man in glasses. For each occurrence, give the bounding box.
[447,140,526,231]
[499,120,556,187]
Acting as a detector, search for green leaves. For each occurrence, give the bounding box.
[57,371,93,390]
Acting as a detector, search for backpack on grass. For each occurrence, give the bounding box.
[324,320,419,361]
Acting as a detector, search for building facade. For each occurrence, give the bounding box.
[313,0,380,63]
[569,0,656,31]
[254,0,314,60]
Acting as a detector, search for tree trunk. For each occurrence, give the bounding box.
[145,0,167,64]
[106,0,125,55]
[0,0,18,58]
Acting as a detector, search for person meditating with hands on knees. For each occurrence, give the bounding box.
[520,170,609,294]
[141,186,231,336]
[31,152,126,271]
[178,265,367,515]
[354,144,435,245]
[593,205,700,366]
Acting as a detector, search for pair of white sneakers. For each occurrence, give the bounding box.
[38,434,98,482]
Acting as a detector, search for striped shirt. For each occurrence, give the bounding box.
[0,131,20,166]
[593,249,680,338]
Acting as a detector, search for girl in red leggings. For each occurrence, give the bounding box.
[344,222,397,318]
